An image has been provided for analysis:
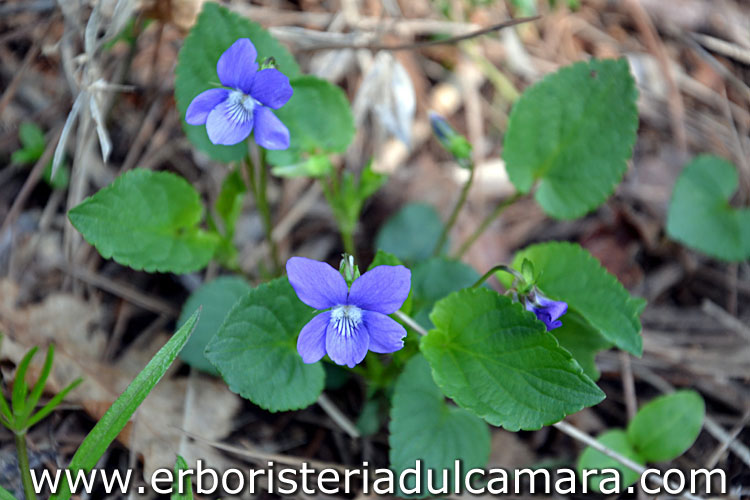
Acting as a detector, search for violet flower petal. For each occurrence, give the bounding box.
[250,69,293,109]
[537,295,568,319]
[216,38,258,92]
[186,88,228,125]
[348,265,411,314]
[253,107,290,150]
[325,320,369,368]
[205,104,254,145]
[286,257,348,310]
[525,297,567,331]
[362,311,405,354]
[297,311,330,363]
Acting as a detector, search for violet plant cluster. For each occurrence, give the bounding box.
[58,5,651,494]
[183,38,571,365]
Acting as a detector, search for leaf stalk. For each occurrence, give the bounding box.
[434,163,475,257]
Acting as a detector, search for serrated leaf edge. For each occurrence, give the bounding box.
[205,278,324,413]
[505,58,639,219]
[68,169,218,274]
[519,241,644,356]
[423,287,605,431]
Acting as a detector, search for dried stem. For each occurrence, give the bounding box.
[620,351,637,420]
[553,421,703,500]
[302,16,540,51]
[317,393,360,439]
[394,310,429,336]
[625,0,687,155]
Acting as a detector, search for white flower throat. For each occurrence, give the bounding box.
[226,90,259,124]
[330,305,363,338]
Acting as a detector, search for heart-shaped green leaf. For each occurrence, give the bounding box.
[552,311,613,380]
[266,76,355,169]
[389,354,490,497]
[627,390,705,462]
[504,58,638,219]
[205,277,324,412]
[376,203,446,262]
[178,276,252,375]
[578,429,644,493]
[410,257,480,329]
[68,169,219,274]
[421,287,605,431]
[667,155,750,261]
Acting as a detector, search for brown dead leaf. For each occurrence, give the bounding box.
[488,430,535,469]
[142,0,206,32]
[0,279,240,478]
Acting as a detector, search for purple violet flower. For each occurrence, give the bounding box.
[185,38,292,148]
[525,293,568,331]
[287,257,411,368]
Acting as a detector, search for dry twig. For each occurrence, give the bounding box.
[317,393,360,439]
[625,0,688,155]
[553,421,704,500]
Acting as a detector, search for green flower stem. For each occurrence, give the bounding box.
[393,310,428,337]
[454,192,523,259]
[257,153,281,273]
[361,353,389,389]
[15,430,37,500]
[433,163,475,257]
[463,41,520,102]
[340,229,356,257]
[245,153,281,275]
[470,264,518,289]
[319,177,357,258]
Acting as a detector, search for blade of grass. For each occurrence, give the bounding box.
[25,378,83,429]
[22,345,55,422]
[171,455,193,500]
[0,484,17,500]
[0,335,10,424]
[0,390,12,424]
[50,308,200,500]
[11,347,38,420]
[0,335,11,428]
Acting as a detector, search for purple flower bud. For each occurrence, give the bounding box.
[428,111,472,164]
[287,257,411,368]
[525,293,568,331]
[185,38,293,149]
[429,111,452,142]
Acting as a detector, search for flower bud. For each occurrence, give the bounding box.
[339,254,361,286]
[524,289,568,331]
[429,111,472,167]
[259,56,278,70]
